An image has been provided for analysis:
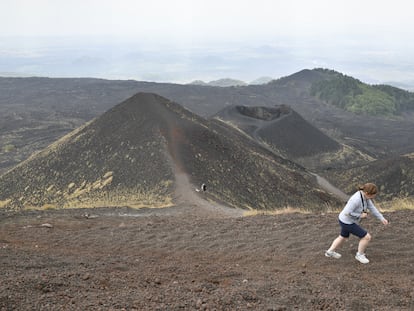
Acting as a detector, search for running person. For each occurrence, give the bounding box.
[325,183,389,264]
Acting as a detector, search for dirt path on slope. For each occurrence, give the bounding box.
[172,171,244,218]
[313,173,348,201]
[163,123,244,219]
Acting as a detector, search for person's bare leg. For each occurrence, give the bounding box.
[358,233,371,254]
[327,235,347,251]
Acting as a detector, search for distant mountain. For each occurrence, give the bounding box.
[189,78,247,87]
[189,77,273,87]
[384,81,414,92]
[256,69,414,159]
[0,93,340,211]
[188,80,208,86]
[249,76,274,85]
[214,104,340,158]
[213,104,372,171]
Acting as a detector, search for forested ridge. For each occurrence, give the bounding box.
[310,69,414,116]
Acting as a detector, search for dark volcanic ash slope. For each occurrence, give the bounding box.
[0,93,340,211]
[214,104,340,159]
[2,71,414,176]
[0,93,178,210]
[325,152,414,201]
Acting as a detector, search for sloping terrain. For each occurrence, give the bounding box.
[255,69,414,159]
[214,104,340,157]
[325,152,414,201]
[0,93,340,211]
[1,73,413,311]
[213,104,374,172]
[2,70,414,203]
[0,77,276,174]
[0,93,178,210]
[2,69,414,176]
[1,206,413,310]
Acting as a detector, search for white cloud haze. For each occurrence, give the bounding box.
[1,0,414,88]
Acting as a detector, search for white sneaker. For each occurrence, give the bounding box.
[325,250,342,259]
[355,252,370,264]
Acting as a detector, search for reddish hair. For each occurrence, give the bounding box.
[358,183,378,195]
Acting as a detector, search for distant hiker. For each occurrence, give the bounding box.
[325,183,389,264]
[195,183,207,192]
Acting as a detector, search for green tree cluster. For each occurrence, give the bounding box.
[310,70,414,116]
[347,85,396,116]
[373,84,414,112]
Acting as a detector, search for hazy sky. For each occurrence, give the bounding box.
[1,0,414,87]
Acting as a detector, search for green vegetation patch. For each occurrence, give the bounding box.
[310,69,414,116]
[347,84,396,116]
[2,144,16,153]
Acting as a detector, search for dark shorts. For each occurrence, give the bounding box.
[339,219,367,238]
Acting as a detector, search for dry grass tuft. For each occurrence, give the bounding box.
[0,199,12,208]
[24,204,57,211]
[243,197,414,218]
[380,197,414,212]
[243,206,312,217]
[243,198,414,217]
